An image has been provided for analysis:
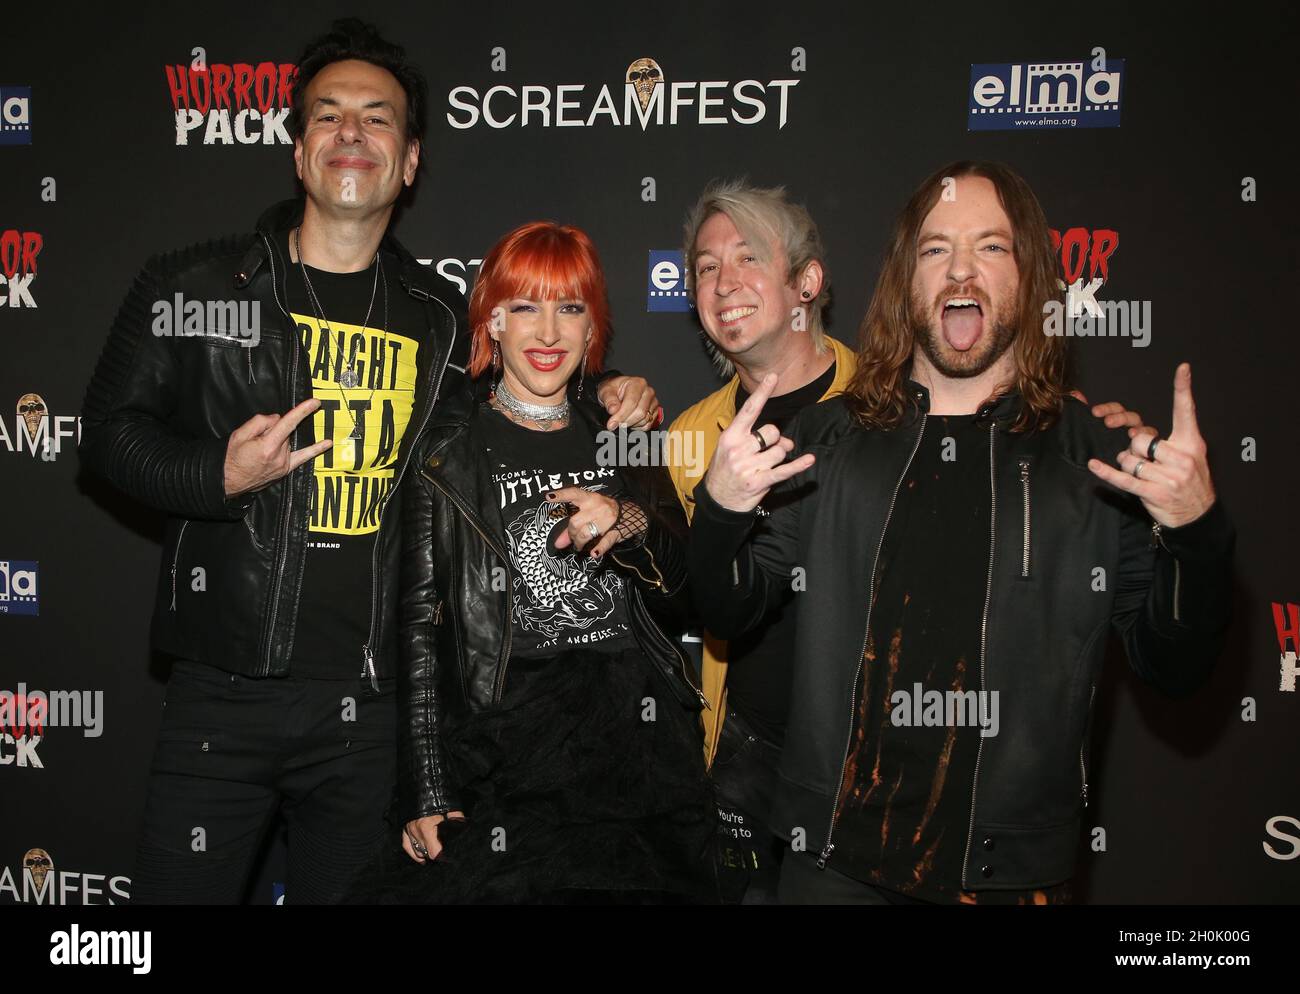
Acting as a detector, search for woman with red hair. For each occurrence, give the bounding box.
[353,221,716,903]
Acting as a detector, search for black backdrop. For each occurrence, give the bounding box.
[1,0,1296,905]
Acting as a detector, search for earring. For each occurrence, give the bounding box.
[490,340,501,397]
[801,290,812,299]
[576,346,588,399]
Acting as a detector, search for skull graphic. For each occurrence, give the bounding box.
[17,393,46,441]
[626,58,663,113]
[23,848,53,892]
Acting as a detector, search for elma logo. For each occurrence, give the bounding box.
[968,59,1122,130]
[647,250,690,313]
[0,560,38,616]
[0,86,31,145]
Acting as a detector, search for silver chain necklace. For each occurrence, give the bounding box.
[492,377,570,428]
[293,226,388,441]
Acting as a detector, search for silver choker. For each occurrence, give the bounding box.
[493,378,570,427]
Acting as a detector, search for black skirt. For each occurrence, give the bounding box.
[348,647,719,904]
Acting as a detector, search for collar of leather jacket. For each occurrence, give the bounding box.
[904,377,1025,428]
[230,198,451,306]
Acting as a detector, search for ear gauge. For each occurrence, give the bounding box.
[801,290,812,299]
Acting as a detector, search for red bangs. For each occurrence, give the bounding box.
[467,221,612,378]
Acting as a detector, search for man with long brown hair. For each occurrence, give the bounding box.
[688,160,1234,904]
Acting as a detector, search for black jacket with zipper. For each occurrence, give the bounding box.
[79,198,465,689]
[396,381,707,825]
[689,383,1234,890]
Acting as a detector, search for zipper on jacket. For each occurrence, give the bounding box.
[421,469,514,702]
[259,230,299,676]
[1150,522,1181,623]
[817,413,928,870]
[1079,682,1096,807]
[628,581,709,708]
[960,422,998,889]
[359,296,457,690]
[169,520,190,611]
[1018,458,1031,578]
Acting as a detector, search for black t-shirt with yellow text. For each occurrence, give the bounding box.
[281,232,426,678]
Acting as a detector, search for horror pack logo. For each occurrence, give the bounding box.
[448,57,799,130]
[0,228,41,309]
[1042,226,1149,347]
[0,86,32,145]
[0,848,130,905]
[1273,601,1299,693]
[165,58,297,145]
[1,392,80,460]
[968,58,1123,130]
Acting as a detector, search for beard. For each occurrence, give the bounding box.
[910,288,1017,379]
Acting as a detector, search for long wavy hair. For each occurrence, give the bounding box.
[844,160,1069,432]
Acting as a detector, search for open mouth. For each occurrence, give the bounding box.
[524,350,566,371]
[940,296,984,351]
[718,306,757,326]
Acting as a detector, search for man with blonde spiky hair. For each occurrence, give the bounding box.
[669,179,855,902]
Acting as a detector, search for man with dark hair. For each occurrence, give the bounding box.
[689,162,1234,904]
[81,17,660,905]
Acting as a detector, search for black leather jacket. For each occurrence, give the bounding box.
[690,385,1235,890]
[395,383,707,825]
[79,199,465,689]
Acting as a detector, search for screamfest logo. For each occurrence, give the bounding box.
[448,57,799,130]
[294,313,417,536]
[1,393,80,461]
[0,848,130,905]
[0,228,41,308]
[968,56,1123,130]
[165,55,297,145]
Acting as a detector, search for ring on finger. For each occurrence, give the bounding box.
[1132,460,1144,479]
[1146,437,1160,462]
[586,521,600,539]
[752,427,771,453]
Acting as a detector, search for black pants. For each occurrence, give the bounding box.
[131,659,396,905]
[711,707,786,905]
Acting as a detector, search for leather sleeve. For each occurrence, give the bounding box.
[394,468,462,824]
[609,463,692,632]
[688,468,806,641]
[1112,499,1235,697]
[79,258,255,521]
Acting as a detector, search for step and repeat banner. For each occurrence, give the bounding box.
[1,2,1295,904]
